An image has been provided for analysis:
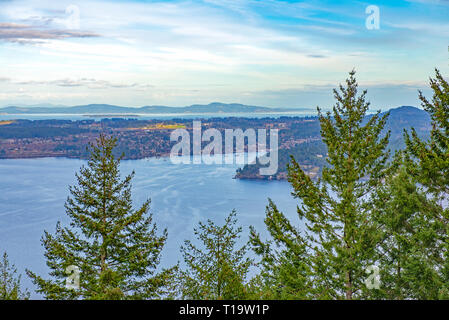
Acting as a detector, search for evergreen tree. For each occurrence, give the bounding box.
[372,158,441,299]
[0,252,30,300]
[252,70,391,299]
[249,200,312,299]
[404,69,449,298]
[27,134,175,300]
[179,210,253,299]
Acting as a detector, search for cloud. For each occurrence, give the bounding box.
[0,0,447,107]
[307,54,327,59]
[239,81,431,109]
[405,0,449,5]
[11,78,152,90]
[251,81,428,95]
[386,21,449,36]
[0,22,99,44]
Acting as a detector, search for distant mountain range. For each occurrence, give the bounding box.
[0,102,308,115]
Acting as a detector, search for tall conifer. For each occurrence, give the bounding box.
[179,211,252,299]
[27,135,175,299]
[252,71,391,299]
[404,69,449,298]
[0,252,30,300]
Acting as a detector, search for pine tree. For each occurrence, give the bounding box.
[179,210,253,300]
[252,70,391,299]
[404,69,449,298]
[26,134,175,300]
[0,252,30,300]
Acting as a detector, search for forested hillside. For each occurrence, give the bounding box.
[236,105,431,180]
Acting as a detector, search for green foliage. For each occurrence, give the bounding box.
[403,69,449,299]
[26,134,176,300]
[405,69,449,195]
[9,69,447,301]
[371,157,441,299]
[252,70,392,299]
[249,200,312,299]
[179,210,253,300]
[249,70,448,300]
[0,252,30,300]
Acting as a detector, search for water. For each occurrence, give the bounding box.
[0,156,300,298]
[0,111,316,121]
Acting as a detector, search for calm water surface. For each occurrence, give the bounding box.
[0,111,316,121]
[0,156,301,297]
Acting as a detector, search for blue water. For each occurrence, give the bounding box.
[0,156,300,298]
[0,111,315,121]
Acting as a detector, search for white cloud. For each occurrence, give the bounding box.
[0,0,447,107]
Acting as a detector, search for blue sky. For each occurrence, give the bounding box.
[0,0,448,109]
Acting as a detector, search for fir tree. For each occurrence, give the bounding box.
[249,200,312,299]
[27,134,175,300]
[252,70,391,299]
[406,69,448,196]
[179,210,253,299]
[404,69,449,298]
[372,158,441,299]
[0,252,30,300]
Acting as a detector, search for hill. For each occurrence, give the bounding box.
[0,102,306,115]
[235,106,431,180]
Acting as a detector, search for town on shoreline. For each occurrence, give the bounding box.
[0,106,431,180]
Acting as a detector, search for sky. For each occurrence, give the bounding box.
[0,0,448,110]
